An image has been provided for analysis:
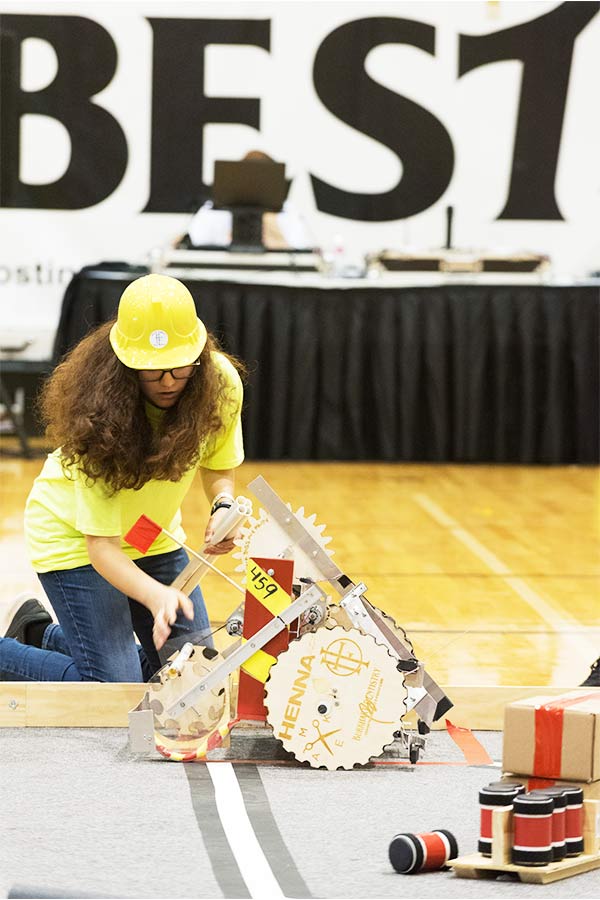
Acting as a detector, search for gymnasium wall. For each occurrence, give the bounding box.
[0,0,598,344]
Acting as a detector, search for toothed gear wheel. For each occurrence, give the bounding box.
[325,599,416,660]
[264,625,406,770]
[325,603,354,630]
[233,505,334,584]
[147,646,232,761]
[362,600,416,659]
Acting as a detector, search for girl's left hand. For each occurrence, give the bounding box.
[204,507,243,555]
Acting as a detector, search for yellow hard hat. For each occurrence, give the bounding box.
[109,274,207,369]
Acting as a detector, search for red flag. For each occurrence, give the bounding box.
[124,514,163,553]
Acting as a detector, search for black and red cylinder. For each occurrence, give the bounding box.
[558,784,585,857]
[478,782,525,857]
[528,787,567,861]
[512,793,554,866]
[389,830,459,874]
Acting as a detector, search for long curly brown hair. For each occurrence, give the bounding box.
[38,320,245,493]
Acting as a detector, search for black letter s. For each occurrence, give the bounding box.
[311,17,454,221]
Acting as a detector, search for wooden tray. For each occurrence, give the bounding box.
[450,851,600,885]
[450,800,600,884]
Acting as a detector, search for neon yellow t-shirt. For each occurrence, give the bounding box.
[24,352,244,573]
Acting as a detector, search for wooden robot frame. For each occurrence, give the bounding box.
[128,476,453,769]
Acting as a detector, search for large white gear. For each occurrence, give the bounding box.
[264,625,406,770]
[233,504,334,584]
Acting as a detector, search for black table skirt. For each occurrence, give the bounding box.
[55,269,600,463]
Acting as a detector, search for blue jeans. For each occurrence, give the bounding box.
[0,549,212,683]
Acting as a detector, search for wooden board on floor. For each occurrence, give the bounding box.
[0,683,146,726]
[0,682,582,728]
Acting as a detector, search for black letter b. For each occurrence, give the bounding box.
[0,15,127,209]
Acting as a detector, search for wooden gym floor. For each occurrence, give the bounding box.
[0,452,598,689]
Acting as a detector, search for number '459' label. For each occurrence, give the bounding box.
[245,560,291,614]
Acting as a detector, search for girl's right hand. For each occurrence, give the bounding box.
[148,585,194,650]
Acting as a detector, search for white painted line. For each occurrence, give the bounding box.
[413,493,597,661]
[207,761,285,899]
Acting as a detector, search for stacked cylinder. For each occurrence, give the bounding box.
[513,786,585,866]
[478,782,525,856]
[527,788,567,861]
[512,793,554,865]
[560,785,585,856]
[478,781,586,867]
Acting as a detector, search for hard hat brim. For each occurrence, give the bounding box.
[109,317,208,370]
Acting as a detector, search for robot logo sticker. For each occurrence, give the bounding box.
[320,637,369,677]
[274,654,314,743]
[149,329,169,348]
[303,720,343,755]
[354,669,394,741]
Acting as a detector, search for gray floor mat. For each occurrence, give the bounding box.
[1,729,598,899]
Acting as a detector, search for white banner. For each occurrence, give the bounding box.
[0,0,599,354]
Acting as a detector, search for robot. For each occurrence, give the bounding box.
[128,477,452,769]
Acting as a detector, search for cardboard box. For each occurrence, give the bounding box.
[502,691,600,782]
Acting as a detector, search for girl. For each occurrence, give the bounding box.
[1,273,244,682]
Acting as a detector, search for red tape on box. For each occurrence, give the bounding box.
[533,692,600,777]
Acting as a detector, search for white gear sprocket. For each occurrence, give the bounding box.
[264,625,406,770]
[233,505,334,584]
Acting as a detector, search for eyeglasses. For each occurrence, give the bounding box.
[137,361,201,383]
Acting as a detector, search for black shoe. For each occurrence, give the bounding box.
[580,657,600,687]
[4,597,52,644]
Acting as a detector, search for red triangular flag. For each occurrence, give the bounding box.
[124,514,163,553]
